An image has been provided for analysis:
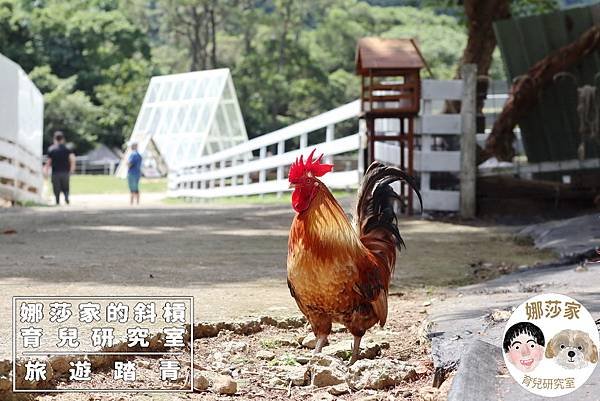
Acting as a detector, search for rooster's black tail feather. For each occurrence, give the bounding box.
[355,162,422,251]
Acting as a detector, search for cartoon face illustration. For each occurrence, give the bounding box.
[545,330,598,369]
[503,322,545,372]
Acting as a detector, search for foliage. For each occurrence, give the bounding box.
[29,66,101,153]
[0,0,562,152]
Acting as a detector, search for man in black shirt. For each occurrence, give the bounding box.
[44,131,75,205]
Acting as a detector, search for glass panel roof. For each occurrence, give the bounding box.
[117,68,248,176]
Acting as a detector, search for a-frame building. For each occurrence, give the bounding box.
[117,68,248,177]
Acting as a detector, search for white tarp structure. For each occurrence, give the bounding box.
[117,68,248,177]
[0,53,44,203]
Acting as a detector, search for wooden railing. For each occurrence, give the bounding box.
[168,101,363,198]
[0,53,44,204]
[168,71,478,217]
[0,138,43,204]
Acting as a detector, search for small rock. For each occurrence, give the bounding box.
[489,309,512,323]
[194,373,210,391]
[422,300,432,307]
[0,376,11,391]
[302,333,317,349]
[348,359,415,390]
[275,337,298,347]
[310,355,347,387]
[136,360,151,369]
[323,340,383,361]
[328,383,350,395]
[213,351,231,363]
[0,360,11,375]
[49,355,74,375]
[277,365,310,386]
[268,376,287,387]
[223,341,247,353]
[256,350,275,361]
[214,375,237,395]
[232,318,263,335]
[295,355,311,365]
[194,322,220,338]
[276,316,307,329]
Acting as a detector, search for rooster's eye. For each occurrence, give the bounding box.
[306,178,311,183]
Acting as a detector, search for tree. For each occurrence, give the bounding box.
[157,0,231,71]
[486,25,600,161]
[234,37,333,137]
[29,66,101,153]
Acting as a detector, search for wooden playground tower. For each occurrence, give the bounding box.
[355,37,426,213]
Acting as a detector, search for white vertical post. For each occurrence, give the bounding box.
[325,124,334,164]
[243,153,250,186]
[277,140,285,197]
[209,162,216,188]
[231,158,238,187]
[219,160,225,188]
[200,165,207,190]
[259,146,266,198]
[259,146,267,183]
[420,100,432,197]
[358,119,366,175]
[300,133,307,149]
[460,64,477,219]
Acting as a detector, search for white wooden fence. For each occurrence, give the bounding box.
[0,54,44,204]
[168,72,477,215]
[168,101,363,198]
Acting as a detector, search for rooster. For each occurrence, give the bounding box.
[287,149,421,364]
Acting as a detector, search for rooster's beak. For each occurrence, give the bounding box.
[288,183,295,189]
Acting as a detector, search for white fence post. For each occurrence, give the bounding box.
[220,160,226,188]
[277,140,285,197]
[231,158,238,187]
[209,162,215,188]
[325,124,334,164]
[300,133,307,149]
[459,64,477,219]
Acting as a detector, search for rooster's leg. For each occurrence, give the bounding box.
[314,334,328,354]
[349,335,362,365]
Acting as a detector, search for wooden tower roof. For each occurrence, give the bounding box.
[355,37,425,75]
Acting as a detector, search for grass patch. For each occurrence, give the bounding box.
[260,339,278,349]
[393,220,556,288]
[69,175,167,195]
[269,353,300,366]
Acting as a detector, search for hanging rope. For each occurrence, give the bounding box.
[576,85,599,160]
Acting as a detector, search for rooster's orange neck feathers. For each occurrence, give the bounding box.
[289,182,361,255]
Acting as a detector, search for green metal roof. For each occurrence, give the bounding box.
[494,3,600,162]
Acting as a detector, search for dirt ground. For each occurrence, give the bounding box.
[0,193,555,400]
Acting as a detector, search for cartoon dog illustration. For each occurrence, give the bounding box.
[545,330,598,369]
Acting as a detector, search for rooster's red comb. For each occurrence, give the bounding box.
[288,149,333,181]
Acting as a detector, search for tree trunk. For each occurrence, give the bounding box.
[446,0,511,114]
[485,25,600,161]
[210,5,217,68]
